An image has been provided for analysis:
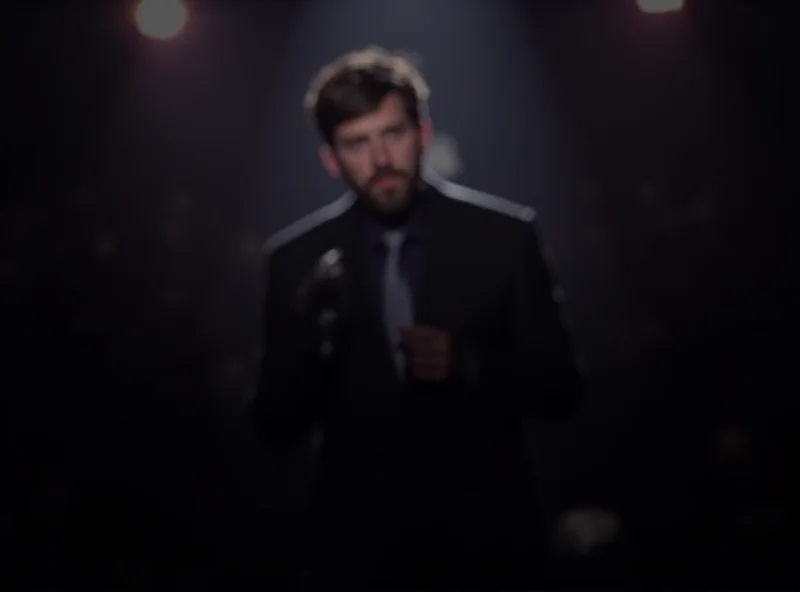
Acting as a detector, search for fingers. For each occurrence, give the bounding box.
[399,326,451,382]
[399,327,445,363]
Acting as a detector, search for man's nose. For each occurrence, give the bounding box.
[370,140,391,168]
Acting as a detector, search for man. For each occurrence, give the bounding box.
[252,47,582,588]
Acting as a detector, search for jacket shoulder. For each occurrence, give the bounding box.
[262,192,355,258]
[432,177,536,226]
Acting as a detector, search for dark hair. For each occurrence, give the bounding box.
[304,46,430,145]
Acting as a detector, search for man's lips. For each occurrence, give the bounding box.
[372,175,404,188]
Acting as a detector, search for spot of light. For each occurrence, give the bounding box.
[424,133,463,180]
[555,508,621,557]
[134,0,188,41]
[636,0,684,14]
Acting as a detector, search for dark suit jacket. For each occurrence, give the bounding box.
[253,175,582,585]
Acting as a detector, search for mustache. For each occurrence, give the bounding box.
[368,170,408,186]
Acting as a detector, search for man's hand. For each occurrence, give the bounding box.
[398,325,453,382]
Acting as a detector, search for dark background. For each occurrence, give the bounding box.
[1,0,793,587]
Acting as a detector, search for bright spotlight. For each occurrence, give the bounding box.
[134,0,188,40]
[637,0,684,14]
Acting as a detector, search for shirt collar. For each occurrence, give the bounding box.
[357,183,432,248]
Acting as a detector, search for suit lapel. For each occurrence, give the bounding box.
[414,189,459,331]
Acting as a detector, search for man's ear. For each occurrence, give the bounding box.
[419,118,434,151]
[319,144,341,178]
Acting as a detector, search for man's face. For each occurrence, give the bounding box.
[320,93,432,215]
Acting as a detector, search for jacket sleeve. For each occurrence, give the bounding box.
[251,246,328,447]
[457,217,584,419]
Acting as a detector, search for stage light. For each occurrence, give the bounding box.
[134,0,188,40]
[637,0,684,14]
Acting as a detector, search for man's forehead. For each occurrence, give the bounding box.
[337,96,409,138]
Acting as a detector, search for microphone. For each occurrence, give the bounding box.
[313,248,344,282]
[297,248,346,359]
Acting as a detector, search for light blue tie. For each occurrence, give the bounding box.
[382,230,414,376]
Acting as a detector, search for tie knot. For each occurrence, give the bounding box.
[382,229,406,254]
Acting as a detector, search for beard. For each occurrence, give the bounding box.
[344,156,423,227]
